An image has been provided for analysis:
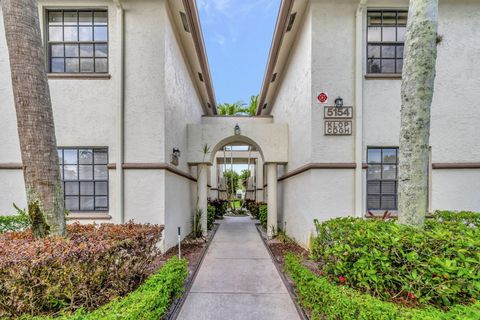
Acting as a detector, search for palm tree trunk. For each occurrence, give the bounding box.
[2,0,66,236]
[398,0,439,228]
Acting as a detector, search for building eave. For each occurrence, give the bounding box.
[256,0,293,116]
[182,0,217,114]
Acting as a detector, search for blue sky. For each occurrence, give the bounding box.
[197,0,280,105]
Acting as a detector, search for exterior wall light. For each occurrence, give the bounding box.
[171,148,181,166]
[334,97,344,108]
[234,124,241,135]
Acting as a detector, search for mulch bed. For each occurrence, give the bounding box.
[147,234,211,276]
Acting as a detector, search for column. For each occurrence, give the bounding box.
[256,157,264,202]
[267,163,277,238]
[198,164,208,237]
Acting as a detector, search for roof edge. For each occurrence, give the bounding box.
[256,0,293,116]
[182,0,217,114]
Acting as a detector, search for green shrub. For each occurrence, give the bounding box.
[207,205,215,231]
[243,199,260,219]
[0,223,163,318]
[208,199,228,218]
[311,217,479,308]
[20,256,188,320]
[0,214,30,233]
[433,210,480,227]
[259,204,267,229]
[284,253,480,320]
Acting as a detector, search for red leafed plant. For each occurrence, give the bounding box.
[0,222,163,318]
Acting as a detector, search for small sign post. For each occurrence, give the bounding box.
[177,227,181,258]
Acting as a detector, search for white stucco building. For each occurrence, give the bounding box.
[1,0,479,249]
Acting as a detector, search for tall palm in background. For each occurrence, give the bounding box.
[217,94,259,116]
[246,95,259,116]
[217,101,246,115]
[2,0,66,237]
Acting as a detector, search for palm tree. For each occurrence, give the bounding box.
[217,101,246,115]
[2,0,66,237]
[246,95,259,116]
[398,0,439,228]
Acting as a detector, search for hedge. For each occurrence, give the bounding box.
[0,223,163,318]
[259,204,267,229]
[284,253,480,320]
[207,205,215,230]
[243,199,260,219]
[20,257,188,320]
[207,199,228,218]
[311,217,479,308]
[433,210,480,227]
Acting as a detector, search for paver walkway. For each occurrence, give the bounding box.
[177,216,301,320]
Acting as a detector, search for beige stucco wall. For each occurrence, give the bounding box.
[0,0,120,215]
[0,0,204,251]
[270,0,480,247]
[270,4,315,244]
[161,4,204,249]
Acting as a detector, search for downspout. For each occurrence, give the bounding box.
[113,0,125,223]
[355,0,367,218]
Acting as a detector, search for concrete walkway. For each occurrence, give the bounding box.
[177,216,300,320]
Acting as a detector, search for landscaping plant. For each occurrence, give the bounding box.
[208,198,228,218]
[259,203,267,229]
[285,253,480,320]
[0,204,30,233]
[19,257,188,320]
[311,217,480,308]
[0,222,163,317]
[207,205,215,230]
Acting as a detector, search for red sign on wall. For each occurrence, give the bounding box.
[317,92,328,104]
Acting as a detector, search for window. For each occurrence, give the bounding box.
[58,148,109,211]
[367,147,398,210]
[367,10,407,74]
[47,9,108,73]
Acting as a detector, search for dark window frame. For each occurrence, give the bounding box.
[367,147,398,211]
[366,9,407,74]
[58,147,109,212]
[46,8,109,74]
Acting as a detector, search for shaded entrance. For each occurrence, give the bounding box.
[187,118,288,237]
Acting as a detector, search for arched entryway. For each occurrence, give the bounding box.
[187,118,288,238]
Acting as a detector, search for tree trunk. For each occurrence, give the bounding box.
[2,0,66,236]
[398,0,439,228]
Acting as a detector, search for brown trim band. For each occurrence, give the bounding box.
[0,163,22,169]
[278,163,357,182]
[122,163,196,181]
[67,213,112,220]
[48,73,111,80]
[432,163,480,169]
[364,73,402,80]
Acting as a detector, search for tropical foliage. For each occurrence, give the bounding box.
[285,253,480,320]
[217,94,259,116]
[223,170,240,197]
[310,216,479,308]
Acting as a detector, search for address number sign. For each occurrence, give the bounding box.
[323,106,353,136]
[324,106,353,119]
